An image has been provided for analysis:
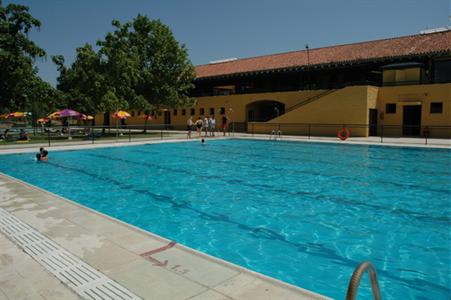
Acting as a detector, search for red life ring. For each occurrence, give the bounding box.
[337,127,350,141]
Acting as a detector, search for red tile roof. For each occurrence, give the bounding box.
[195,30,451,79]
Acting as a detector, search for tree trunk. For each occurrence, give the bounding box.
[103,111,110,134]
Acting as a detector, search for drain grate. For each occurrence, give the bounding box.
[0,208,142,300]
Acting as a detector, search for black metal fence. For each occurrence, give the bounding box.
[246,122,451,145]
[0,124,191,148]
[0,122,449,148]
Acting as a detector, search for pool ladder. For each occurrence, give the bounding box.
[346,261,382,300]
[269,129,282,140]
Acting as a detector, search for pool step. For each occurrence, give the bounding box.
[0,207,142,300]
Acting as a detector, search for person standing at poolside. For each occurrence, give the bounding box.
[221,114,229,136]
[194,117,203,137]
[209,115,216,136]
[203,115,209,137]
[187,116,194,139]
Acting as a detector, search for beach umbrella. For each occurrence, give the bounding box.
[112,111,131,119]
[81,114,94,120]
[48,111,61,119]
[55,109,81,140]
[7,112,30,126]
[8,112,28,118]
[37,118,49,124]
[112,111,131,139]
[58,109,81,118]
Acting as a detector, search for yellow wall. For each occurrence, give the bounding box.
[94,83,450,138]
[383,67,421,85]
[111,90,326,126]
[251,86,376,136]
[377,83,451,137]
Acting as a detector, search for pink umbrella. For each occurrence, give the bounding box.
[58,109,80,140]
[59,109,81,118]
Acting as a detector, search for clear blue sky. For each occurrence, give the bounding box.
[5,0,451,86]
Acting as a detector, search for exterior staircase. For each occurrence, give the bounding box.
[284,89,337,114]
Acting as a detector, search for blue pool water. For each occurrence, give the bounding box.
[0,139,450,299]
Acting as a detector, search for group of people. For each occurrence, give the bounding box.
[187,114,229,138]
[0,129,29,141]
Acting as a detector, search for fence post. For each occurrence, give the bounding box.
[252,123,254,137]
[47,129,51,147]
[160,125,163,140]
[380,125,384,143]
[308,124,311,140]
[424,126,428,145]
[129,128,131,142]
[91,126,94,144]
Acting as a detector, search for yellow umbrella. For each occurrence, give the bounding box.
[48,111,61,119]
[37,118,49,123]
[82,114,94,120]
[112,111,130,140]
[8,112,27,118]
[112,111,131,119]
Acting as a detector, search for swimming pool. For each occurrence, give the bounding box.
[0,139,449,299]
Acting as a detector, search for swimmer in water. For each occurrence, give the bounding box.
[36,147,48,161]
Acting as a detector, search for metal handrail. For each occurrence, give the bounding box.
[284,89,337,114]
[346,261,382,300]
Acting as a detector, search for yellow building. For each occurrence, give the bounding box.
[103,30,451,138]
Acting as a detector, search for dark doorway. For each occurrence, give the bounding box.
[369,109,378,136]
[164,111,171,125]
[248,110,255,122]
[246,100,285,122]
[403,105,421,136]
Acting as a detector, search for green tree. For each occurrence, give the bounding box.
[97,15,196,112]
[53,44,127,127]
[53,14,196,126]
[52,44,126,115]
[0,0,56,115]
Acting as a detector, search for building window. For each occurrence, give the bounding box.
[200,108,205,115]
[182,109,186,116]
[173,109,178,116]
[386,103,396,114]
[190,108,195,116]
[210,108,215,115]
[131,111,135,117]
[430,102,443,114]
[220,107,225,115]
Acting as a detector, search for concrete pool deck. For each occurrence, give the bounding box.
[0,172,329,300]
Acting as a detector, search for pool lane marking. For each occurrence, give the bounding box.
[140,241,176,267]
[36,157,451,292]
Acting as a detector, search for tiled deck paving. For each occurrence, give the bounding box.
[0,233,80,300]
[0,172,329,300]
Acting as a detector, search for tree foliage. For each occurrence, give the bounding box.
[54,14,195,117]
[0,0,58,114]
